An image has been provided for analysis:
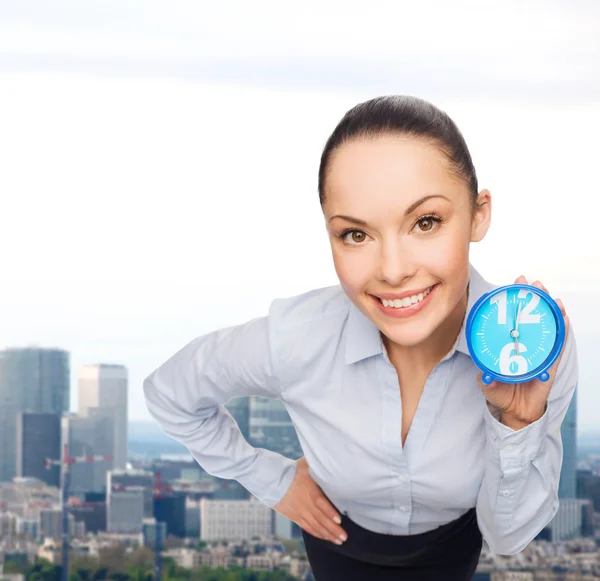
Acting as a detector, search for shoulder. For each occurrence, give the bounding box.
[266,285,352,378]
[268,284,351,330]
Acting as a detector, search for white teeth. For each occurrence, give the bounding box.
[381,286,434,308]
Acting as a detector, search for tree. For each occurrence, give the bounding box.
[127,547,154,570]
[98,545,127,573]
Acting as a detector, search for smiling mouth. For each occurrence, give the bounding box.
[374,285,437,309]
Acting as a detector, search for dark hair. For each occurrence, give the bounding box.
[318,95,480,213]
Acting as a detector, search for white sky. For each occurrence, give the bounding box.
[0,1,599,428]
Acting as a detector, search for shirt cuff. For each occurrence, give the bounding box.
[236,449,298,509]
[484,402,549,471]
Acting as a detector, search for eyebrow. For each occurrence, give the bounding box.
[327,194,451,225]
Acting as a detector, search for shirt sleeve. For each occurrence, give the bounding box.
[142,307,298,509]
[475,324,579,555]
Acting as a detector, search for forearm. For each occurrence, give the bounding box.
[476,404,558,555]
[144,374,297,507]
[141,316,297,509]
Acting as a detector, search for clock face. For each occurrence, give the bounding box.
[468,286,559,380]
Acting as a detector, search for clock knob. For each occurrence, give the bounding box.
[539,371,550,382]
[482,374,494,385]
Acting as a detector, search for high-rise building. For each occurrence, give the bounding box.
[107,487,147,533]
[0,347,70,482]
[200,497,272,541]
[16,412,61,487]
[558,385,577,499]
[142,518,167,549]
[249,397,300,457]
[154,493,186,538]
[225,397,251,442]
[547,385,579,541]
[78,364,128,469]
[61,413,114,493]
[537,384,579,542]
[107,469,154,518]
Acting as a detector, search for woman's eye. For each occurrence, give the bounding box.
[415,217,439,233]
[342,230,367,244]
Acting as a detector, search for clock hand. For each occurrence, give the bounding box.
[515,301,523,355]
[511,300,521,355]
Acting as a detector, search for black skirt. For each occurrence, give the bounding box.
[301,502,483,581]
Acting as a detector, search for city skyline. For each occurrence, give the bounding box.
[0,3,598,577]
[0,0,598,426]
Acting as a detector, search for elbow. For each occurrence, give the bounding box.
[142,375,158,414]
[142,374,175,426]
[142,374,216,441]
[484,537,528,557]
[478,497,560,557]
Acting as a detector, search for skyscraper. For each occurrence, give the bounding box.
[558,385,577,499]
[0,347,70,482]
[225,397,251,442]
[537,384,579,542]
[16,412,61,487]
[548,384,579,540]
[62,413,114,493]
[249,397,301,457]
[78,364,128,469]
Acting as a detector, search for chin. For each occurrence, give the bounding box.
[379,323,434,349]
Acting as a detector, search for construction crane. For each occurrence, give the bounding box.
[153,471,172,581]
[45,445,113,581]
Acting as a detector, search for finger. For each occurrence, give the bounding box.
[316,514,347,544]
[531,279,550,295]
[476,370,497,390]
[514,274,528,284]
[548,315,570,380]
[314,497,347,541]
[305,514,341,543]
[301,515,326,539]
[314,495,343,526]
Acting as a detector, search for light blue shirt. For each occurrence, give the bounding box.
[143,263,578,555]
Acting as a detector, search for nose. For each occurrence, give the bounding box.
[376,237,417,287]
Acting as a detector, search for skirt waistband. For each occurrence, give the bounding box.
[306,500,482,569]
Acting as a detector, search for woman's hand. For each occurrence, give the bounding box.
[477,275,570,430]
[273,456,348,545]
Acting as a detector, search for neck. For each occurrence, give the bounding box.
[383,285,469,375]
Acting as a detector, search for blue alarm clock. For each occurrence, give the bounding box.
[466,283,566,385]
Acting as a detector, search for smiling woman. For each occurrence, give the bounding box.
[143,95,578,580]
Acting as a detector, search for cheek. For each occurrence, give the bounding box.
[431,237,469,270]
[419,229,470,271]
[331,248,372,290]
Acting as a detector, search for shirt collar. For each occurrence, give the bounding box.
[344,262,494,365]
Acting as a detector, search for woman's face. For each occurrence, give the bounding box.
[322,134,491,349]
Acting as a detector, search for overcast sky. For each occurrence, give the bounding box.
[0,1,599,429]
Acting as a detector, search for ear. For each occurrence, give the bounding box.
[471,189,492,243]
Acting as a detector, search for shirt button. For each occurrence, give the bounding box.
[501,490,513,497]
[397,474,407,482]
[504,444,516,452]
[397,505,408,512]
